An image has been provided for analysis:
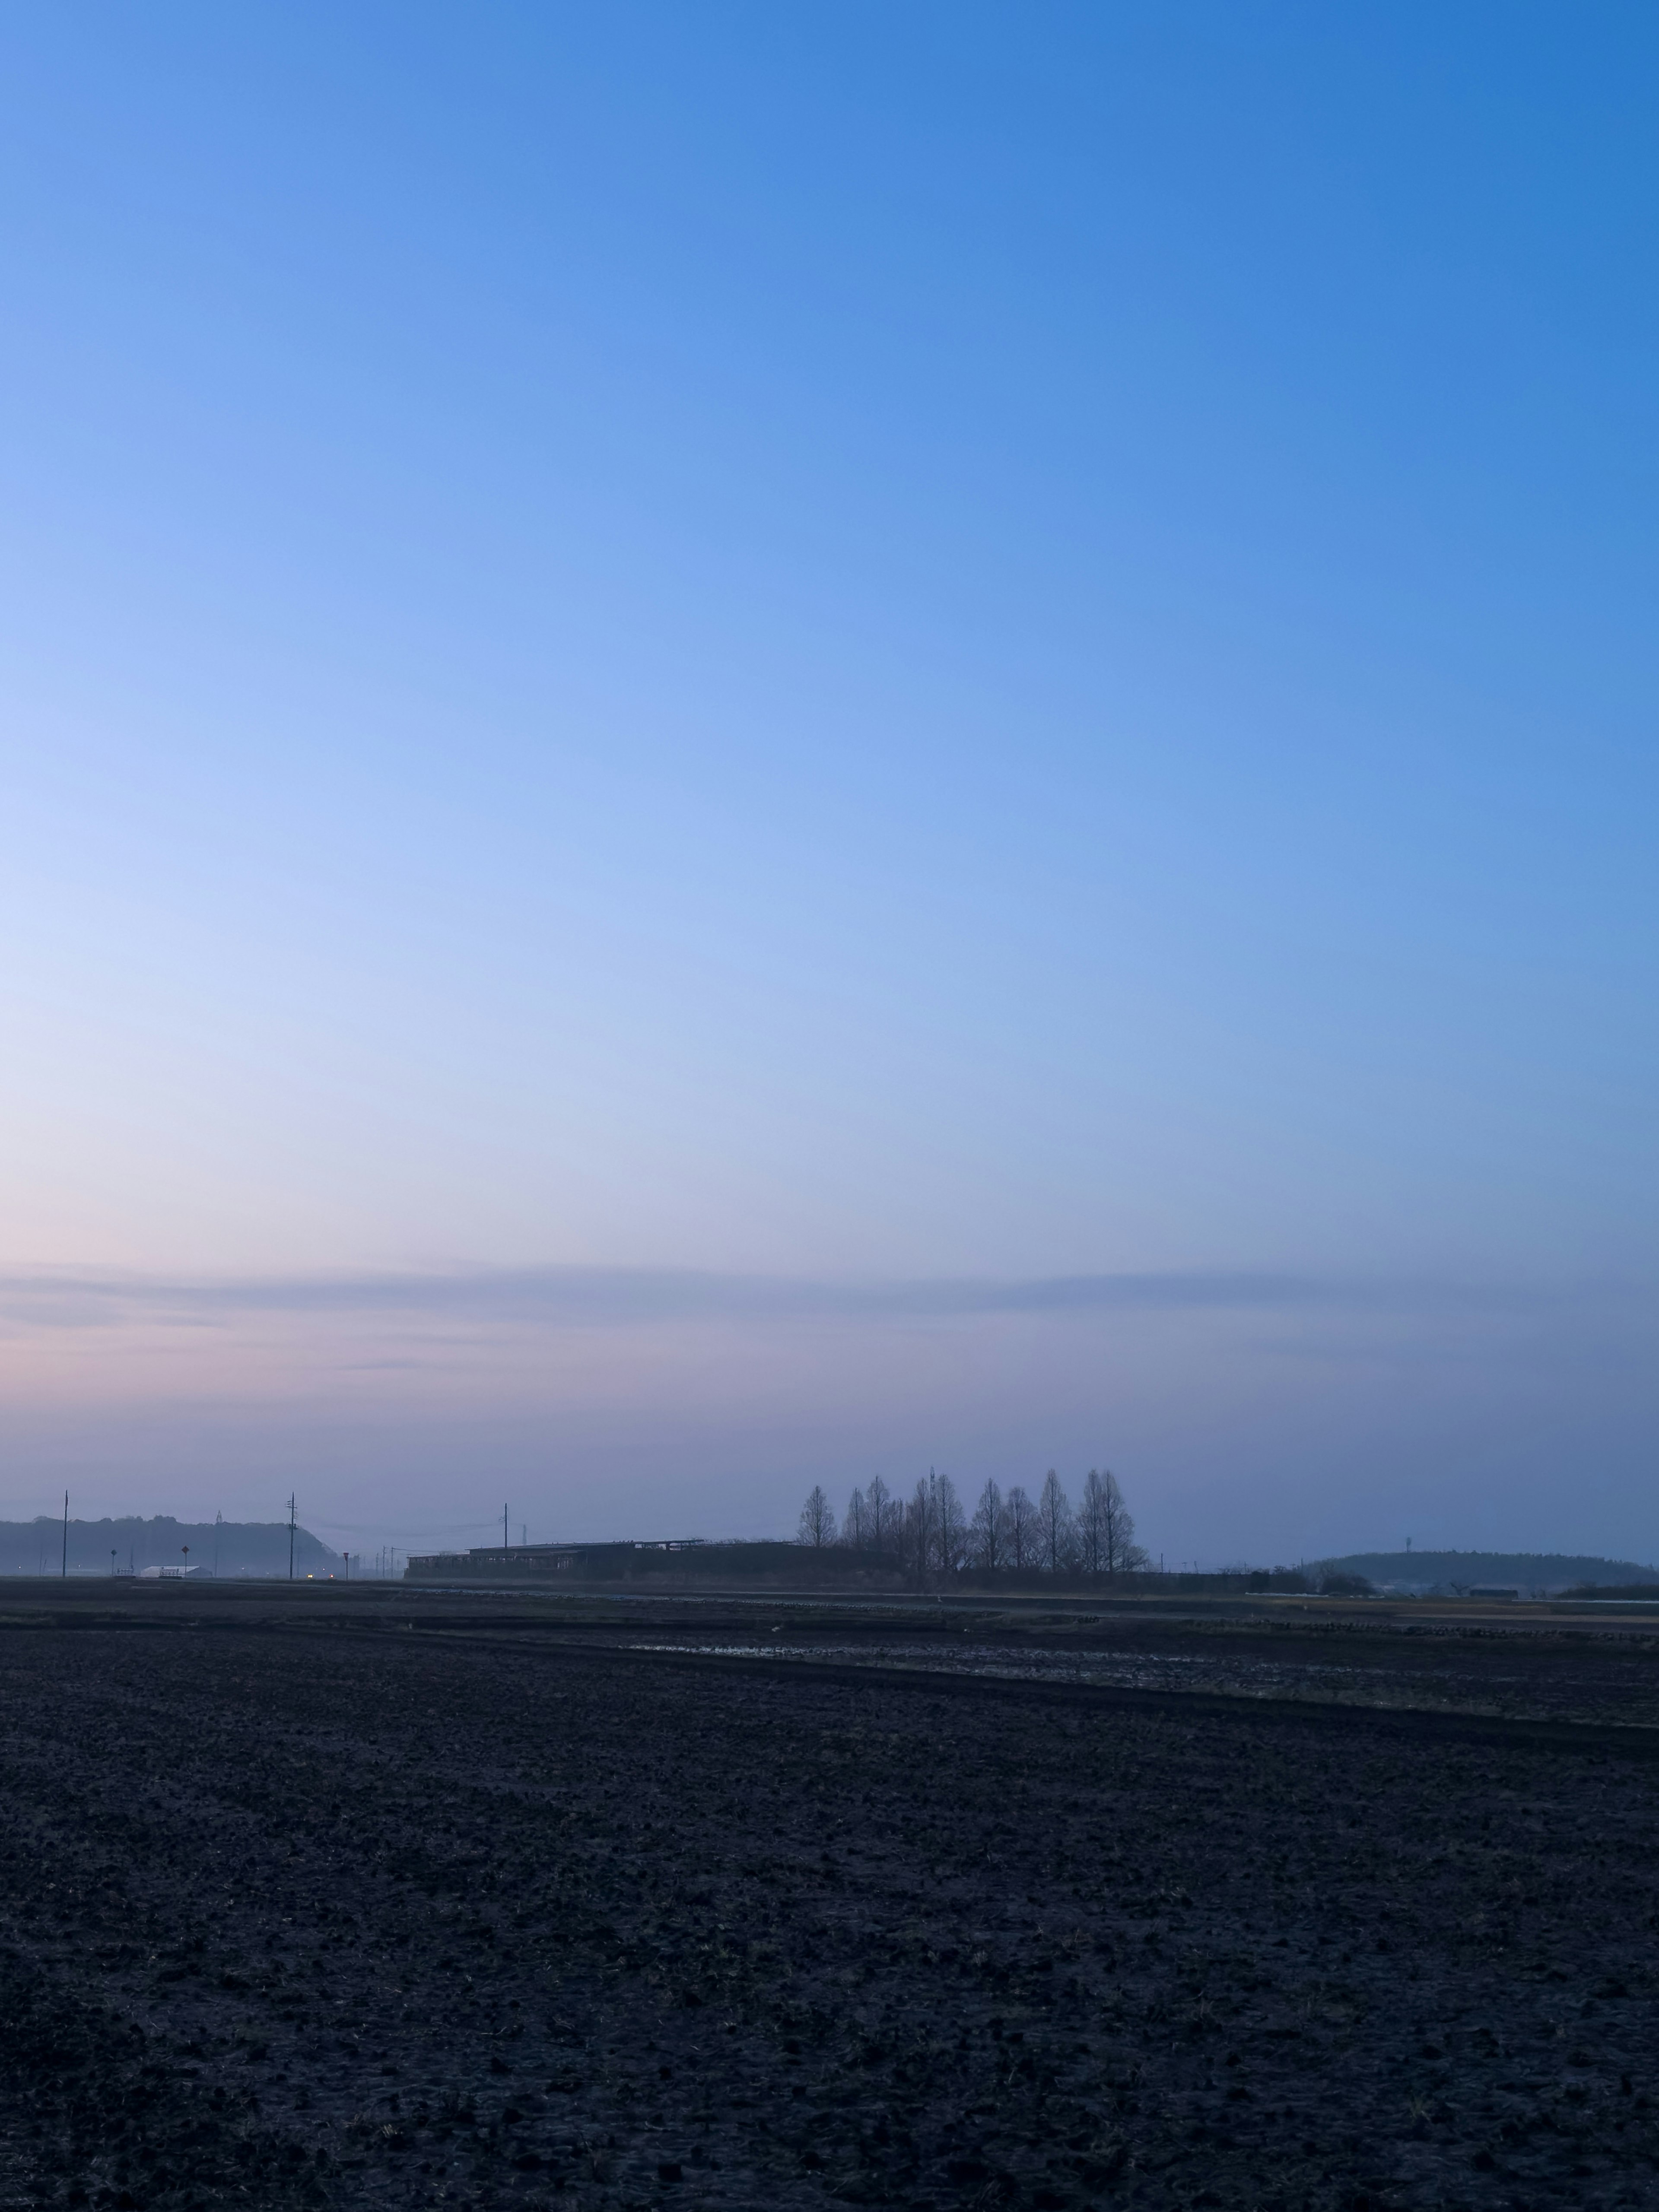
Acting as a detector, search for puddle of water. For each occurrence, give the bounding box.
[628,1641,1413,1697]
[624,1642,1654,1724]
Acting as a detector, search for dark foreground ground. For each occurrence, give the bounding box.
[1,1607,1656,2212]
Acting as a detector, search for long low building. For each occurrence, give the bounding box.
[401,1537,889,1587]
[404,1539,711,1581]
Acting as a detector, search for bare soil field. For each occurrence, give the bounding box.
[0,1594,1656,2212]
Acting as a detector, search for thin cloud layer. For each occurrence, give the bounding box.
[0,1263,1650,1333]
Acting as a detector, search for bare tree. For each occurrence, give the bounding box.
[864,1475,892,1555]
[1076,1469,1103,1576]
[1095,1467,1146,1574]
[907,1475,935,1584]
[1005,1484,1035,1574]
[844,1486,867,1550]
[883,1485,908,1554]
[933,1471,968,1578]
[798,1484,837,1549]
[890,1503,912,1577]
[1075,1467,1144,1577]
[971,1477,1004,1570]
[1071,1467,1148,1577]
[1036,1469,1074,1576]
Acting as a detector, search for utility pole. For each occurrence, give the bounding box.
[287,1493,297,1581]
[62,1492,68,1578]
[504,1503,509,1553]
[214,1510,223,1577]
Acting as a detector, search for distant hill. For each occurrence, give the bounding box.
[1316,1550,1658,1595]
[0,1515,340,1578]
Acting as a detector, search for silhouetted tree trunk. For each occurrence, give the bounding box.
[864,1476,892,1555]
[1005,1485,1035,1574]
[1093,1467,1145,1574]
[886,1492,908,1553]
[933,1471,967,1578]
[1036,1469,1074,1575]
[908,1476,935,1586]
[798,1485,837,1548]
[843,1486,867,1549]
[1077,1468,1107,1576]
[971,1478,1003,1570]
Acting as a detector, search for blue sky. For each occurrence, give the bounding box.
[0,6,1654,1562]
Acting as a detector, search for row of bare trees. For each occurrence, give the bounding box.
[797,1467,1147,1579]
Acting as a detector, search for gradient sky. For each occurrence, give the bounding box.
[1,5,1655,1564]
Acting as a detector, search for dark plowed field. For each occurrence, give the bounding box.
[1,1622,1656,2212]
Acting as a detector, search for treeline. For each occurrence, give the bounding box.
[797,1467,1148,1580]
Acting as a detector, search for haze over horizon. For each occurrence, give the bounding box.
[2,6,1655,1565]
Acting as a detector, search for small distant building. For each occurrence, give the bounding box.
[1467,1584,1521,1600]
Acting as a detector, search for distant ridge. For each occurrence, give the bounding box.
[1316,1549,1658,1593]
[0,1515,340,1577]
